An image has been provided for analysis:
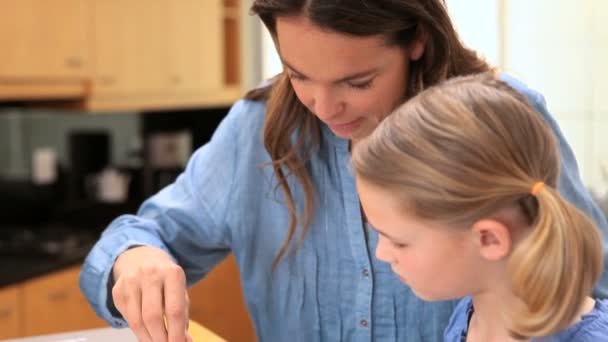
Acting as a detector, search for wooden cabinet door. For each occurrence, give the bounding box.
[91,0,171,95]
[188,254,256,342]
[21,265,106,337]
[0,285,21,340]
[0,0,88,80]
[169,0,224,93]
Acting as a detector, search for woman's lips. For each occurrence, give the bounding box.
[327,117,364,134]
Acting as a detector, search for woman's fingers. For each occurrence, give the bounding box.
[111,247,190,342]
[113,273,153,342]
[163,264,188,342]
[141,264,169,342]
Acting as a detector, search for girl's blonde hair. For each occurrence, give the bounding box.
[352,72,603,338]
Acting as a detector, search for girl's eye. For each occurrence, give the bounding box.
[392,241,408,249]
[347,79,374,90]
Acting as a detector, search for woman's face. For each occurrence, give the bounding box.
[275,15,423,140]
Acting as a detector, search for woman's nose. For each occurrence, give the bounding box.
[311,88,343,121]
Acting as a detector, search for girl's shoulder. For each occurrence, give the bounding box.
[546,299,608,341]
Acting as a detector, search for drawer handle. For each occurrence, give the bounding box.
[99,76,116,85]
[65,57,84,69]
[0,307,13,319]
[48,290,70,301]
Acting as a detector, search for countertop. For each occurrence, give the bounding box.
[1,322,226,342]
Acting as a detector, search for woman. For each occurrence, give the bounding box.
[79,1,608,341]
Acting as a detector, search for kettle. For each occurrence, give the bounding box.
[86,167,131,203]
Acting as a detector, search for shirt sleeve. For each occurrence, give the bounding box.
[512,78,608,298]
[79,99,252,326]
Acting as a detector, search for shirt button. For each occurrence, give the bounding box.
[360,319,368,327]
[362,269,370,277]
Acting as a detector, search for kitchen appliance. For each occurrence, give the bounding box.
[143,131,192,195]
[68,131,110,201]
[31,147,57,185]
[86,167,131,203]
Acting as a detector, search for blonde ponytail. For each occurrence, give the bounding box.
[508,185,603,338]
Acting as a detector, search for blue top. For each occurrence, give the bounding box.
[79,74,608,342]
[444,296,608,341]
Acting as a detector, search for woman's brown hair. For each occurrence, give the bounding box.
[352,72,604,338]
[246,0,491,268]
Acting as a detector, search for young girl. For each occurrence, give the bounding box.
[353,72,608,341]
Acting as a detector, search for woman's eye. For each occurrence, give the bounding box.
[347,79,373,90]
[287,73,306,81]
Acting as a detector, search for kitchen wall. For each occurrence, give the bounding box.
[505,0,608,194]
[451,0,607,194]
[0,108,140,181]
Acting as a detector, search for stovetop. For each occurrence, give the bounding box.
[0,224,102,287]
[0,225,99,259]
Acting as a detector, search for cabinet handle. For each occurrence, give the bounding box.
[99,76,116,85]
[48,290,70,301]
[171,75,182,85]
[65,57,83,69]
[0,307,14,319]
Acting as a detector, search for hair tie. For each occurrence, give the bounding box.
[531,182,545,196]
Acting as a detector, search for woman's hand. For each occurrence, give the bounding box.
[112,246,191,342]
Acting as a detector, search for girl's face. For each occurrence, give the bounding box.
[356,178,484,301]
[275,15,423,140]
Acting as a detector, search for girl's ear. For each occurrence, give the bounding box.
[471,219,512,261]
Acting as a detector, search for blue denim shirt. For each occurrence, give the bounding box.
[444,297,608,341]
[80,74,608,341]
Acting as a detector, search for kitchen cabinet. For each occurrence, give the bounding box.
[0,0,89,99]
[170,0,224,94]
[84,0,240,111]
[0,285,20,340]
[0,258,253,340]
[0,0,242,110]
[0,265,106,339]
[189,254,256,342]
[21,265,107,336]
[90,0,170,96]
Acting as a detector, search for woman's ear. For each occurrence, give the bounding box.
[409,27,426,61]
[471,219,512,261]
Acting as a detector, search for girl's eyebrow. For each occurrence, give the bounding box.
[367,221,405,242]
[282,59,379,83]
